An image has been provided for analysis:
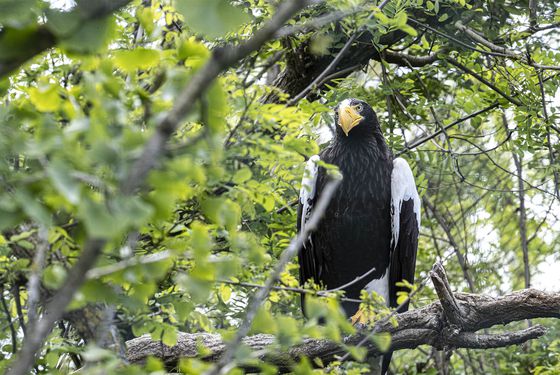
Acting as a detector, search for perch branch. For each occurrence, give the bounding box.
[126,263,559,372]
[430,262,466,327]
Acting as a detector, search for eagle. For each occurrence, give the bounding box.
[297,98,421,373]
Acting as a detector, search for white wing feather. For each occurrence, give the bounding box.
[299,155,320,232]
[391,158,421,248]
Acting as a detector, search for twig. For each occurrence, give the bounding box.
[397,102,500,156]
[26,226,49,325]
[536,69,560,199]
[512,151,531,290]
[324,267,376,292]
[12,286,26,335]
[422,198,475,292]
[446,58,522,106]
[408,18,512,58]
[275,9,359,38]
[287,33,358,105]
[86,250,173,280]
[217,279,362,304]
[1,285,17,353]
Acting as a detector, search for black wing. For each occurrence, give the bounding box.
[388,198,419,309]
[389,158,421,310]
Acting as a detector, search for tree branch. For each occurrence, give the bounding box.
[396,101,501,156]
[125,263,559,372]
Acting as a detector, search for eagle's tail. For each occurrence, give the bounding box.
[381,353,392,375]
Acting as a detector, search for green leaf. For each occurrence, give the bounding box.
[136,6,156,35]
[78,196,153,239]
[46,158,80,204]
[346,345,368,361]
[0,0,36,28]
[78,198,123,238]
[14,189,52,226]
[178,275,212,303]
[373,10,390,25]
[400,24,418,37]
[394,11,408,27]
[174,0,249,38]
[46,9,81,37]
[59,16,115,54]
[371,332,392,353]
[82,346,114,362]
[233,167,252,184]
[162,325,178,347]
[43,264,67,289]
[201,197,240,229]
[421,34,429,48]
[218,284,231,303]
[28,84,61,112]
[45,351,60,368]
[251,307,277,334]
[438,13,449,22]
[113,48,161,73]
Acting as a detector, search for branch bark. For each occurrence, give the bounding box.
[125,263,559,372]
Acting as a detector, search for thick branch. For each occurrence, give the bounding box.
[126,264,560,371]
[384,50,441,67]
[430,262,467,327]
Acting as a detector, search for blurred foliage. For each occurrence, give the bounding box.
[0,0,559,373]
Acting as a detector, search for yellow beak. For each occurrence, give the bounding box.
[338,103,363,136]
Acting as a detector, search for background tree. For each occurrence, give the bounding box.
[0,0,558,374]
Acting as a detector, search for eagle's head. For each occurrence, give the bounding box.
[334,98,379,137]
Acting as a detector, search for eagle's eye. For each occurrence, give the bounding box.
[355,104,363,112]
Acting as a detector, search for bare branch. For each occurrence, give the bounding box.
[512,151,531,290]
[430,262,467,327]
[0,286,17,354]
[384,50,441,67]
[26,227,48,325]
[396,101,501,156]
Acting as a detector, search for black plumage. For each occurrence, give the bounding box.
[297,98,420,373]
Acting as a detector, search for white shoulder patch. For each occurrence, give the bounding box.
[391,158,421,247]
[299,155,320,231]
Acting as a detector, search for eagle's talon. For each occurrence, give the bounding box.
[351,308,368,326]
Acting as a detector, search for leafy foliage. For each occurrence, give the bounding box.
[0,0,558,373]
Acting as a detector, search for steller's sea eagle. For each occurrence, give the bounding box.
[297,98,421,373]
